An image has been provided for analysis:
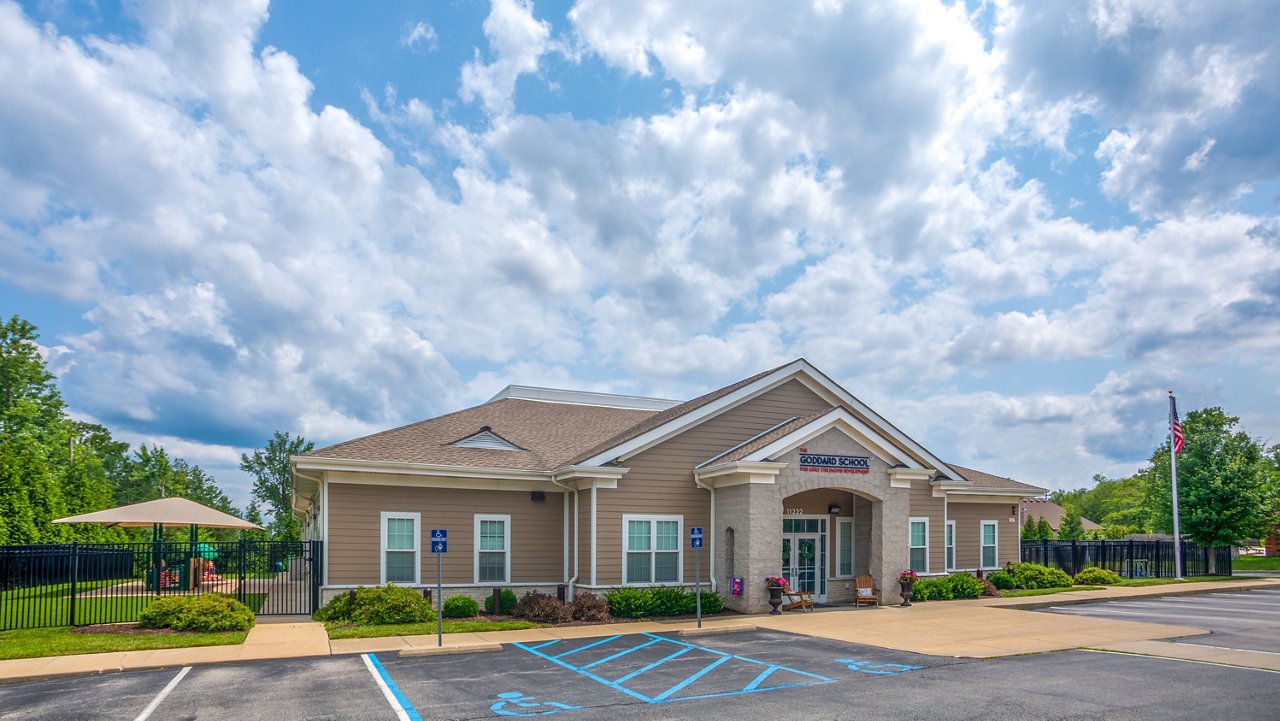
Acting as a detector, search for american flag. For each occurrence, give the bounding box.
[1171,395,1184,455]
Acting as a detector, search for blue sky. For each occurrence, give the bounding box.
[2,0,1278,511]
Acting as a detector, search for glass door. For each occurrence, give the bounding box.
[792,536,819,594]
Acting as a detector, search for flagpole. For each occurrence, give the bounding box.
[1169,390,1182,580]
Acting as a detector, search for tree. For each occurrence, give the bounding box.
[1140,407,1280,573]
[1057,510,1085,540]
[1021,513,1040,539]
[241,431,314,540]
[0,316,65,438]
[1036,516,1054,540]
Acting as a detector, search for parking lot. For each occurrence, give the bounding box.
[1041,587,1280,654]
[3,626,1279,720]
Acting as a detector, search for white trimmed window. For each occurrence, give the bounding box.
[475,514,511,583]
[945,520,956,571]
[981,521,998,569]
[836,518,854,578]
[909,517,929,574]
[624,515,682,585]
[381,512,420,585]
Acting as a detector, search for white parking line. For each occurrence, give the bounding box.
[1082,650,1280,674]
[1050,607,1245,623]
[362,653,421,721]
[133,666,190,721]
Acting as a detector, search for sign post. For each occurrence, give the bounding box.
[690,527,704,629]
[431,529,448,647]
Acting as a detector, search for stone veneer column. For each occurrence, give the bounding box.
[716,482,782,614]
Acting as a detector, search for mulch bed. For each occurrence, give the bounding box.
[69,623,181,636]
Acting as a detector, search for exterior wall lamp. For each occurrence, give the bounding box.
[828,504,841,515]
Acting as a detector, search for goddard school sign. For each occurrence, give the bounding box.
[798,452,871,474]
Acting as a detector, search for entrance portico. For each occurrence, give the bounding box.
[699,408,932,613]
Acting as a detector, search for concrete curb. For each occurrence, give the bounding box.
[398,643,503,658]
[676,624,757,637]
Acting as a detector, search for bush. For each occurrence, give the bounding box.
[570,592,611,622]
[524,596,573,624]
[1011,563,1074,590]
[979,578,1000,597]
[140,594,254,632]
[513,591,554,618]
[693,589,724,614]
[910,578,951,602]
[648,586,696,616]
[604,587,653,618]
[316,585,436,626]
[1074,567,1122,585]
[987,570,1016,590]
[942,573,985,600]
[484,588,518,615]
[443,595,480,618]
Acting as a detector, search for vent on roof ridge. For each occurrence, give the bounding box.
[450,426,522,451]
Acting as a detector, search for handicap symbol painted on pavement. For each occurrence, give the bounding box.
[834,658,923,675]
[490,692,582,716]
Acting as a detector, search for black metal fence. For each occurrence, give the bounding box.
[1020,539,1232,578]
[0,540,322,630]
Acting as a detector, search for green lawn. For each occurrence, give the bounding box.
[325,619,542,640]
[0,626,247,661]
[2,582,267,630]
[1109,575,1243,587]
[999,586,1104,598]
[1233,556,1280,572]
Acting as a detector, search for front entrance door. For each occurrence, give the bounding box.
[781,529,826,602]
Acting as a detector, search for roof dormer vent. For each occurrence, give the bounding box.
[449,426,523,451]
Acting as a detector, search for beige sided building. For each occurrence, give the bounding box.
[292,359,1045,611]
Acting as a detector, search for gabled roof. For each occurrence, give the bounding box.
[948,464,1045,492]
[701,408,925,470]
[306,398,654,472]
[1021,498,1101,530]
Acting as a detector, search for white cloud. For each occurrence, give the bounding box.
[460,0,552,116]
[402,21,437,51]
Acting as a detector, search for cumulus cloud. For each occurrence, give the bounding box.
[0,0,1276,501]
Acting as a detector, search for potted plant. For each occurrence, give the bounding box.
[898,569,919,607]
[765,576,787,614]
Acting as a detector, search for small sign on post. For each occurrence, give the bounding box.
[690,527,703,628]
[431,529,448,647]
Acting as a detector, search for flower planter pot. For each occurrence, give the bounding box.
[898,580,914,607]
[767,585,784,614]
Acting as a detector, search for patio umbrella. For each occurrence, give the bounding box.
[53,497,262,530]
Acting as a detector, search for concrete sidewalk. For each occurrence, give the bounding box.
[2,578,1276,682]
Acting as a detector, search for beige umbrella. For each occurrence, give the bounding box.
[54,497,262,529]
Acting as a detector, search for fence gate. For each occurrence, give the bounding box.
[1,540,324,631]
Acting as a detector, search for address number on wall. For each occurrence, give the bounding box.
[784,508,806,515]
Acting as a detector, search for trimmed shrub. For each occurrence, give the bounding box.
[524,597,573,624]
[604,587,653,619]
[484,588,518,615]
[979,578,1000,597]
[1011,562,1074,590]
[1074,567,1122,585]
[513,591,554,618]
[570,592,611,622]
[443,595,480,619]
[141,594,254,632]
[316,585,437,626]
[648,586,696,616]
[693,590,724,614]
[987,570,1016,590]
[942,573,985,600]
[139,596,188,629]
[910,578,951,602]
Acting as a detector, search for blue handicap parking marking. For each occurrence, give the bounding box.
[490,691,582,716]
[833,658,923,675]
[512,633,833,704]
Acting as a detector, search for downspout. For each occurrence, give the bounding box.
[550,477,580,597]
[693,475,717,591]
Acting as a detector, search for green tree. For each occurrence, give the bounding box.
[1140,407,1280,573]
[1057,510,1085,540]
[240,431,314,540]
[1036,516,1054,540]
[1021,513,1040,539]
[0,316,65,437]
